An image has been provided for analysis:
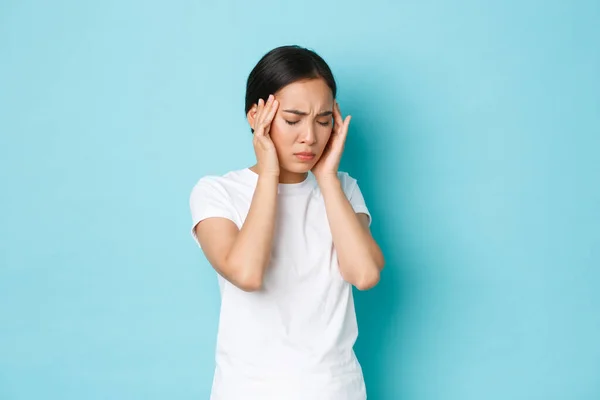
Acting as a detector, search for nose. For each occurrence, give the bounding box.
[299,123,317,145]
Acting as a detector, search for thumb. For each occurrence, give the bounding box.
[258,134,273,149]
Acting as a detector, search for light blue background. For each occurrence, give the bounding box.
[1,1,599,399]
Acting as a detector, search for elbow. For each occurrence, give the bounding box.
[354,266,381,291]
[235,272,263,292]
[354,252,384,290]
[233,269,264,292]
[224,257,264,292]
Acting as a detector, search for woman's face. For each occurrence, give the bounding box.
[251,78,335,177]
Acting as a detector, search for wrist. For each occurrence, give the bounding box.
[316,174,341,188]
[256,166,279,178]
[257,173,280,185]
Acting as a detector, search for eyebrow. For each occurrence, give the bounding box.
[282,109,333,117]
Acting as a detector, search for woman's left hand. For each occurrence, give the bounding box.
[312,101,351,182]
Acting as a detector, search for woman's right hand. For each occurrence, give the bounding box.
[252,95,280,177]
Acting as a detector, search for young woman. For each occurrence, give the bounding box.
[190,45,385,400]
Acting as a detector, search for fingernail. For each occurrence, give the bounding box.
[268,94,273,101]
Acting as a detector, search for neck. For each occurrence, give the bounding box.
[249,165,308,184]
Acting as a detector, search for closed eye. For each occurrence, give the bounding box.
[285,118,331,127]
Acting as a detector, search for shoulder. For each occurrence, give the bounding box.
[189,169,254,228]
[336,170,356,184]
[335,171,360,195]
[190,168,255,198]
[335,171,371,222]
[189,173,228,199]
[190,170,254,205]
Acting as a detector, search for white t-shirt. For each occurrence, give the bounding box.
[189,167,371,400]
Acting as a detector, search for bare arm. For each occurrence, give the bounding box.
[195,95,281,292]
[319,176,384,290]
[195,174,278,291]
[311,101,384,290]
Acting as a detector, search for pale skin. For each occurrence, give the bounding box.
[195,78,384,292]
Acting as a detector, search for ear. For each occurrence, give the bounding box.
[246,105,258,132]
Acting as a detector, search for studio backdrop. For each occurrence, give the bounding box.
[1,1,599,399]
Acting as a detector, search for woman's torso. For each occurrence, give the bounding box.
[198,168,366,400]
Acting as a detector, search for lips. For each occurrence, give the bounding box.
[294,152,315,161]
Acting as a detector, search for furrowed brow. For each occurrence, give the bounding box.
[282,109,308,116]
[282,109,333,117]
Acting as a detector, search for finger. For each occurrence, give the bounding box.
[259,95,276,135]
[258,134,274,151]
[263,98,279,127]
[255,98,265,133]
[257,95,274,133]
[332,115,351,147]
[251,103,258,133]
[333,101,344,131]
[261,95,274,122]
[342,115,352,137]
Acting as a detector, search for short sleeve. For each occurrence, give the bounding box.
[340,172,372,226]
[189,177,239,247]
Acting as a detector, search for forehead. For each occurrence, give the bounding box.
[275,78,334,108]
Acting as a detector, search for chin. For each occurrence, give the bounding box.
[283,161,314,174]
